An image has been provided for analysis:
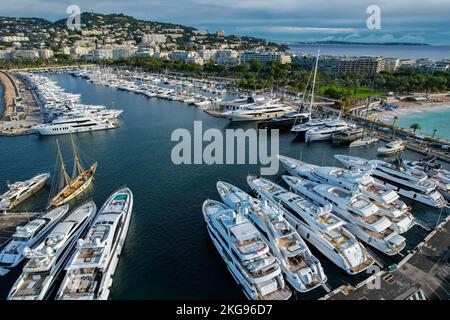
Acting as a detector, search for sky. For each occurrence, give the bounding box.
[1,0,450,45]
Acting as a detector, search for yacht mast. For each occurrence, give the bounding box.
[309,50,320,120]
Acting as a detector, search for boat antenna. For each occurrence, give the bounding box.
[56,139,70,190]
[309,50,320,121]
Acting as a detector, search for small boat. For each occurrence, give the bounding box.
[377,139,405,155]
[349,136,379,148]
[57,187,134,300]
[0,205,69,274]
[48,137,97,208]
[0,173,50,212]
[8,202,97,300]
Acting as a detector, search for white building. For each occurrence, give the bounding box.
[11,49,39,59]
[240,51,291,64]
[38,49,54,59]
[141,33,167,44]
[1,35,29,42]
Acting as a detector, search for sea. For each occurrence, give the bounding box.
[395,108,450,141]
[0,74,448,300]
[288,43,450,60]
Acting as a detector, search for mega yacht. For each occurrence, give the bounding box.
[305,119,350,142]
[57,187,133,300]
[403,156,450,201]
[8,202,97,300]
[0,205,69,274]
[291,118,330,137]
[217,181,326,293]
[247,175,374,275]
[33,115,118,136]
[332,127,364,144]
[283,175,406,256]
[377,139,405,155]
[278,155,414,234]
[48,138,97,208]
[222,101,294,122]
[335,155,446,208]
[0,173,50,212]
[202,199,292,300]
[258,111,310,129]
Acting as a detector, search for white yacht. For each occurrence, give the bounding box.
[33,115,118,136]
[217,181,327,293]
[57,187,133,300]
[247,176,374,275]
[202,199,292,300]
[377,139,405,155]
[0,205,69,274]
[278,155,414,234]
[349,136,379,148]
[305,120,350,142]
[291,118,329,137]
[403,157,450,201]
[283,175,406,256]
[223,102,294,122]
[8,202,97,300]
[335,155,446,208]
[0,173,50,212]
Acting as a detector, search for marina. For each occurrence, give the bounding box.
[0,72,448,300]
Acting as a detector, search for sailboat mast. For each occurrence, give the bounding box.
[56,139,70,189]
[309,50,320,120]
[70,135,84,178]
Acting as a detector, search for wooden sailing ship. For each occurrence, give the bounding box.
[48,136,97,208]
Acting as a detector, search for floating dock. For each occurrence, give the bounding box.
[321,213,450,300]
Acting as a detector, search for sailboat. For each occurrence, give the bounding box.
[48,136,97,208]
[291,50,330,137]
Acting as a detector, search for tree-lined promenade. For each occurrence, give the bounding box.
[1,55,450,107]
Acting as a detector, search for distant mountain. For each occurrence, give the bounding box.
[288,40,430,46]
[0,12,283,50]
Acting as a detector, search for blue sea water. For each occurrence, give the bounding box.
[289,43,450,60]
[395,107,450,140]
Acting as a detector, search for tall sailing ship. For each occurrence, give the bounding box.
[48,137,97,208]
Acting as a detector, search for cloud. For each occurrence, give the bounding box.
[0,0,448,44]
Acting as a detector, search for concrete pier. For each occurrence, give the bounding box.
[321,214,450,300]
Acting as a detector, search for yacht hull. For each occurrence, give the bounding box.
[0,173,49,212]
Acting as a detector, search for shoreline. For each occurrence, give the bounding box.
[375,103,450,123]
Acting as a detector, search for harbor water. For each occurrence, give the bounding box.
[0,74,447,299]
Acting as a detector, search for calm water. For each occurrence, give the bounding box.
[396,108,450,140]
[289,43,450,60]
[0,74,447,299]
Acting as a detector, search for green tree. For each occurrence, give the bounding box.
[410,123,421,132]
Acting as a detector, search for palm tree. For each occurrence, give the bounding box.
[392,116,398,137]
[410,123,421,132]
[432,128,438,138]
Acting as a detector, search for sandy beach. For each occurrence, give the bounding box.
[376,103,450,122]
[374,93,450,122]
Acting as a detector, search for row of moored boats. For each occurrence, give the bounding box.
[0,187,133,300]
[202,154,449,300]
